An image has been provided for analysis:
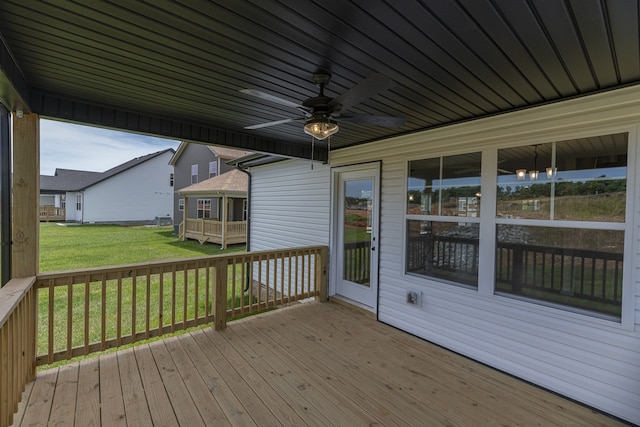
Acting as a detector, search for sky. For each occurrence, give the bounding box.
[39,119,180,176]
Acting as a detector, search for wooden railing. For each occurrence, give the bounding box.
[496,242,623,312]
[33,245,327,366]
[407,235,479,286]
[343,240,371,284]
[0,277,37,427]
[182,218,247,246]
[408,234,622,315]
[39,206,65,222]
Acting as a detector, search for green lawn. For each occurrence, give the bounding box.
[38,223,247,367]
[40,223,245,272]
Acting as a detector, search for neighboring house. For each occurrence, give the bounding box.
[177,168,248,249]
[169,142,250,234]
[40,149,175,224]
[233,87,640,424]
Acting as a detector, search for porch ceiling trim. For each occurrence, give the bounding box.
[30,90,327,162]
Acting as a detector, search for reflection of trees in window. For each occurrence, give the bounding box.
[495,133,628,318]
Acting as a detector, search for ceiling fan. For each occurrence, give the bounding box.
[240,73,406,140]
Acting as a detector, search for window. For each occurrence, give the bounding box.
[197,199,211,218]
[406,153,482,287]
[178,198,184,212]
[170,173,174,187]
[76,194,82,211]
[191,164,198,184]
[242,199,248,221]
[404,132,628,320]
[60,195,66,209]
[495,135,627,318]
[209,161,218,178]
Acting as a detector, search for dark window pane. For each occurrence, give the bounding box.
[407,220,479,287]
[408,153,481,217]
[497,134,627,222]
[495,224,623,318]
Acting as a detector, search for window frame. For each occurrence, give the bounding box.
[405,152,483,289]
[76,194,82,211]
[402,127,637,328]
[196,198,211,219]
[191,164,198,184]
[178,198,184,212]
[209,160,218,178]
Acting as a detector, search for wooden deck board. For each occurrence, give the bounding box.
[18,367,56,426]
[174,332,258,426]
[146,340,206,426]
[75,358,100,426]
[218,326,334,426]
[11,301,626,426]
[99,353,126,426]
[246,304,443,425]
[117,348,153,427]
[132,344,178,427]
[163,336,230,426]
[195,328,306,425]
[48,362,79,426]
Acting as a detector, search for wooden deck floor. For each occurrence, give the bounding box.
[12,301,622,426]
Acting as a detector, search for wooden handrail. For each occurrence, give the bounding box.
[34,245,328,366]
[0,277,37,427]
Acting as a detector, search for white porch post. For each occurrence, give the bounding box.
[221,195,227,250]
[181,195,188,241]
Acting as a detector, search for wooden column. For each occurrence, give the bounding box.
[181,195,188,241]
[12,113,39,277]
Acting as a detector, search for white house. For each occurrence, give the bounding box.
[236,86,640,424]
[40,149,175,224]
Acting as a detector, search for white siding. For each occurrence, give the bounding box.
[249,86,640,424]
[249,160,330,250]
[82,152,174,223]
[66,192,82,222]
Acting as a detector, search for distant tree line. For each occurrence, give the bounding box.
[498,178,626,199]
[408,178,626,204]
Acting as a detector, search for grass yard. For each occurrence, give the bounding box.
[40,223,245,271]
[38,223,248,366]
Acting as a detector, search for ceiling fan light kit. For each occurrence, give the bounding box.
[241,72,406,141]
[303,118,339,140]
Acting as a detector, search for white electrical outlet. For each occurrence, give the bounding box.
[405,288,422,307]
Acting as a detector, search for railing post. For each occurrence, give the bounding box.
[213,259,228,330]
[512,247,524,294]
[316,247,329,302]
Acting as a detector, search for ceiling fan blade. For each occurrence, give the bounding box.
[328,73,396,113]
[240,88,308,111]
[244,117,305,130]
[338,114,406,127]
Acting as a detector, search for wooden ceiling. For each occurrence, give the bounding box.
[0,0,639,160]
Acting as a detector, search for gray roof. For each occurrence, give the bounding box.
[40,149,174,193]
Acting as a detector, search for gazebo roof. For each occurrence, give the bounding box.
[177,169,247,197]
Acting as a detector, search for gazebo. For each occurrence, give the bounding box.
[177,169,247,249]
